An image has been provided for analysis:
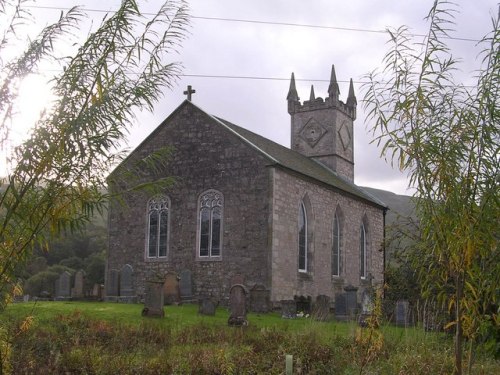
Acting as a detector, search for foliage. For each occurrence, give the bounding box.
[0,0,189,308]
[362,1,499,373]
[1,301,499,374]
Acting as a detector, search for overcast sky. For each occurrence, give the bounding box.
[6,0,498,195]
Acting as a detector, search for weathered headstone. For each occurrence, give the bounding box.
[395,300,409,326]
[344,285,358,318]
[198,296,217,316]
[281,300,297,319]
[55,271,71,300]
[23,295,30,303]
[142,280,164,318]
[312,294,331,321]
[179,269,193,300]
[72,270,85,299]
[228,284,248,326]
[92,283,102,300]
[249,284,270,313]
[294,295,312,314]
[106,269,120,297]
[163,272,181,305]
[334,293,347,320]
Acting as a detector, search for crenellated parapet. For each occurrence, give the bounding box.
[287,65,357,120]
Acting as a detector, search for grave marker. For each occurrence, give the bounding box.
[228,284,248,326]
[163,272,181,305]
[142,280,164,318]
[249,284,270,313]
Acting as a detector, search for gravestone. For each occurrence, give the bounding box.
[358,291,374,327]
[55,271,71,300]
[395,300,409,326]
[179,269,193,300]
[294,295,312,314]
[228,284,248,326]
[249,284,270,313]
[106,269,120,299]
[163,272,181,305]
[142,280,164,318]
[72,270,85,299]
[281,300,297,319]
[23,295,30,303]
[312,295,331,321]
[334,293,347,320]
[198,296,217,316]
[120,264,134,297]
[344,285,358,318]
[92,283,102,300]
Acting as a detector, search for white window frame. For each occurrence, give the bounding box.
[298,201,308,273]
[197,190,223,259]
[360,223,367,279]
[146,196,170,259]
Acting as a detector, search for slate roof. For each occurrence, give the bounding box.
[205,110,387,209]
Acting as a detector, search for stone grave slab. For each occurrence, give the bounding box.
[142,281,164,318]
[55,271,71,300]
[334,293,347,320]
[163,272,181,305]
[228,284,248,326]
[179,269,193,300]
[72,270,84,299]
[249,284,270,313]
[198,296,217,316]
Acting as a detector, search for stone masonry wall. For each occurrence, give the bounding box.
[107,102,272,304]
[270,168,384,302]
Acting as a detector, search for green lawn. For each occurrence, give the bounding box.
[1,301,498,374]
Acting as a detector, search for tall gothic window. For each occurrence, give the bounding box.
[298,201,308,272]
[198,190,223,258]
[332,212,341,277]
[360,223,367,279]
[147,196,169,258]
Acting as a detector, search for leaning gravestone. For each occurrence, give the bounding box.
[312,294,331,321]
[281,300,297,319]
[249,284,270,313]
[179,269,193,301]
[228,284,248,326]
[395,300,409,326]
[72,270,85,299]
[55,271,71,300]
[334,293,347,321]
[142,280,164,318]
[198,296,217,316]
[163,272,181,305]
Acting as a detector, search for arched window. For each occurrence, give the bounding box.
[147,196,169,258]
[198,190,223,258]
[360,222,367,279]
[298,201,308,272]
[332,212,341,277]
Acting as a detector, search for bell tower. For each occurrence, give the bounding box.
[287,65,357,182]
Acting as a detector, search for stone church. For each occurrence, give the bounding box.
[105,65,387,309]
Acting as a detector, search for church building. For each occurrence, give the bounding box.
[105,65,387,308]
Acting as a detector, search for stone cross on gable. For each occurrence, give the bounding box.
[183,85,196,101]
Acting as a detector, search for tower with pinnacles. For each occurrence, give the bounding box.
[287,65,357,181]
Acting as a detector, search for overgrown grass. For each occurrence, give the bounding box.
[2,302,499,374]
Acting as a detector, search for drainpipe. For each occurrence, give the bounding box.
[382,207,388,298]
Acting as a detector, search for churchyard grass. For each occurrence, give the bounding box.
[1,302,499,374]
